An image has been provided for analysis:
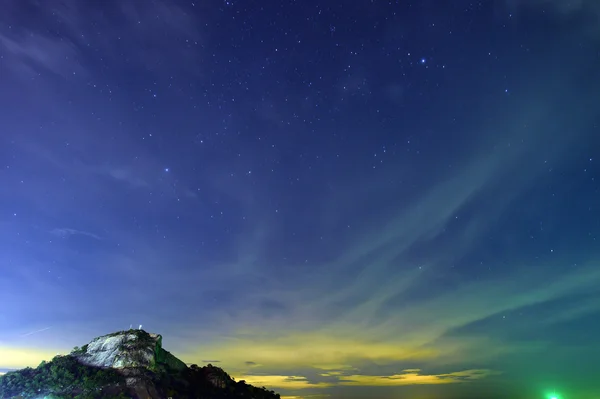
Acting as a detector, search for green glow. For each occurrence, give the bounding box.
[547,391,560,399]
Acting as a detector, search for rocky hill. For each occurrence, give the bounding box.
[0,329,281,399]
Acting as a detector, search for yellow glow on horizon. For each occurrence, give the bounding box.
[339,369,499,386]
[0,346,62,369]
[312,364,356,371]
[0,339,503,399]
[232,374,334,389]
[319,371,344,376]
[176,329,505,392]
[183,332,440,372]
[228,368,498,390]
[0,330,501,394]
[0,330,502,395]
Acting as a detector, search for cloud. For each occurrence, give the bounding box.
[180,255,600,371]
[7,115,200,217]
[338,369,500,387]
[0,0,207,81]
[0,32,85,79]
[105,168,150,189]
[236,375,334,390]
[506,0,600,15]
[99,164,200,201]
[233,368,500,390]
[503,0,600,36]
[50,228,101,240]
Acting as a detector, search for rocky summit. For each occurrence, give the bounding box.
[71,330,187,372]
[0,329,281,399]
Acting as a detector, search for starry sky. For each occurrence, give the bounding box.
[1,0,599,398]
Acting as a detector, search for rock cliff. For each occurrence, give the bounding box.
[0,329,281,399]
[72,329,186,372]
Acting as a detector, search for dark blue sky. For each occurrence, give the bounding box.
[1,1,599,398]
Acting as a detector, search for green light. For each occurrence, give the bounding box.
[546,390,560,399]
[547,391,560,399]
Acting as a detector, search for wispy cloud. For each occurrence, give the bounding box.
[0,0,207,81]
[506,0,600,15]
[181,254,600,367]
[0,33,85,79]
[105,168,150,189]
[99,164,200,201]
[504,0,600,37]
[50,228,101,240]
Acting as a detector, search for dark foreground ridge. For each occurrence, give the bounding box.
[0,329,281,399]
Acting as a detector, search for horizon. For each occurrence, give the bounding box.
[0,327,571,399]
[1,1,599,399]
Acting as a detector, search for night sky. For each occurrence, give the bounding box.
[1,0,599,398]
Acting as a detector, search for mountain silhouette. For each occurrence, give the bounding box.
[0,329,281,399]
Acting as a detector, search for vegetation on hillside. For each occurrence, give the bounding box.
[176,363,281,399]
[0,357,281,399]
[0,355,128,399]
